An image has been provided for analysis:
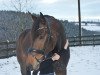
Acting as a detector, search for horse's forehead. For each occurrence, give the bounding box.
[53,19,60,27]
[44,16,60,32]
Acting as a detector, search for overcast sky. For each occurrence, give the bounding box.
[0,0,100,21]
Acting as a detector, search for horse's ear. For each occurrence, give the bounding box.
[28,11,37,21]
[40,12,46,24]
[40,12,44,18]
[28,11,31,15]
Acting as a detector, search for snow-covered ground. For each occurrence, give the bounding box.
[68,46,100,75]
[0,45,100,75]
[75,23,100,32]
[82,24,100,31]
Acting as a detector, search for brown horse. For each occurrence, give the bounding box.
[16,12,70,75]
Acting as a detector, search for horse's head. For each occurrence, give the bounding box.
[27,12,58,70]
[30,12,52,52]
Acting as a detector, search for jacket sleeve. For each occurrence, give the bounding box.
[58,46,70,54]
[39,58,54,70]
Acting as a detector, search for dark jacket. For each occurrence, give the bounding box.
[39,47,70,74]
[39,58,54,74]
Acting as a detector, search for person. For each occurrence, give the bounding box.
[39,40,70,75]
[39,53,60,75]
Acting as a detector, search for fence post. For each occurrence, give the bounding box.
[78,0,82,45]
[93,34,95,46]
[74,36,76,46]
[6,40,9,58]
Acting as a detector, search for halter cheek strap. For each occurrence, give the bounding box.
[27,48,45,55]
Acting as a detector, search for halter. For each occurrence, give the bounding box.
[27,17,52,63]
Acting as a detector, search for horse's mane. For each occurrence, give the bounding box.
[19,29,30,39]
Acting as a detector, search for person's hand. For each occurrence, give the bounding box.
[52,53,60,61]
[64,39,69,49]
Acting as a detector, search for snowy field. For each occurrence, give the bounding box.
[81,24,100,31]
[0,45,100,75]
[75,23,100,32]
[0,23,100,75]
[68,46,100,75]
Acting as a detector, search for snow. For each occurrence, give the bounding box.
[68,45,100,75]
[75,23,100,32]
[81,25,100,31]
[0,45,100,75]
[0,56,21,75]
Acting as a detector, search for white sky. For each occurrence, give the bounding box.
[40,0,58,4]
[0,0,100,21]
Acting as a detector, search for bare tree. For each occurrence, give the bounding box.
[10,0,37,32]
[10,0,36,12]
[1,0,37,40]
[13,0,37,30]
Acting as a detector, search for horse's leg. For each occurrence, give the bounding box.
[20,64,31,75]
[32,70,39,75]
[20,65,27,75]
[26,66,31,75]
[55,69,66,75]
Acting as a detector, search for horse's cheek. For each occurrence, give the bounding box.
[26,55,35,65]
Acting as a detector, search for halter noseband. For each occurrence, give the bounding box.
[27,48,45,55]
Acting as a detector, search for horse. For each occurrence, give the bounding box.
[16,12,70,75]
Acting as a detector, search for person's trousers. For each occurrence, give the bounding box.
[40,73,54,75]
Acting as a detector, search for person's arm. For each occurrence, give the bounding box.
[64,39,69,49]
[57,39,69,56]
[40,58,53,69]
[40,53,60,70]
